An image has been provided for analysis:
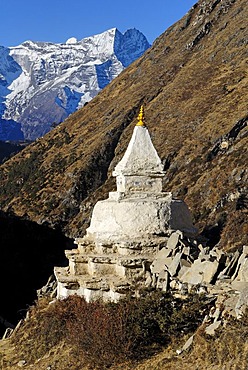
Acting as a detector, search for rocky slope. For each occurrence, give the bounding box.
[0,0,247,252]
[0,28,150,140]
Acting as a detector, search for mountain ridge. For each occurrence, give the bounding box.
[0,28,150,140]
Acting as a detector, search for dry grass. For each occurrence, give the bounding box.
[1,302,248,370]
[0,291,213,369]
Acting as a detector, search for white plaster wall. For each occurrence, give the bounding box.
[86,194,196,242]
[57,282,123,302]
[113,126,164,176]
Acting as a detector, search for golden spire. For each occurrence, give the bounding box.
[136,105,145,126]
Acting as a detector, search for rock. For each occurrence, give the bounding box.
[209,306,221,322]
[167,230,182,249]
[167,252,182,277]
[210,246,224,261]
[218,250,240,280]
[180,258,219,285]
[182,245,191,256]
[17,360,26,367]
[178,258,192,275]
[150,248,172,274]
[2,327,13,339]
[145,273,153,287]
[37,274,57,298]
[232,245,248,282]
[205,320,221,335]
[177,334,194,354]
[156,270,169,292]
[235,288,248,319]
[216,293,239,318]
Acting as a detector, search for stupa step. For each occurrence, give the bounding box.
[75,238,167,256]
[66,253,154,278]
[66,253,154,264]
[54,266,78,284]
[56,270,132,302]
[77,275,130,291]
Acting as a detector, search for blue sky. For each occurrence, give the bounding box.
[1,0,197,47]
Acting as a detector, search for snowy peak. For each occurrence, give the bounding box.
[0,28,150,141]
[65,37,78,45]
[114,28,150,67]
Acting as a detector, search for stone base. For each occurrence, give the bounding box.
[54,266,130,302]
[54,237,168,301]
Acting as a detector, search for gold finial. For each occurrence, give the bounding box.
[136,105,145,126]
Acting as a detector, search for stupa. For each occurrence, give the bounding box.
[54,106,197,302]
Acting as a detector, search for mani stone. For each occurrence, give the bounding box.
[54,106,197,302]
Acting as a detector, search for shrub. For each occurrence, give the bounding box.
[11,291,210,369]
[11,298,68,362]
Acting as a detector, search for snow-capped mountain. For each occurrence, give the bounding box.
[0,28,150,141]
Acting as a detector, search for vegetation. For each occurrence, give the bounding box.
[6,290,210,369]
[1,291,248,369]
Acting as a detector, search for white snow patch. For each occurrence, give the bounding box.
[66,37,78,45]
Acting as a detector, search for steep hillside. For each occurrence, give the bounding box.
[0,0,247,251]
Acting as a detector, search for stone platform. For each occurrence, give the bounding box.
[54,235,168,301]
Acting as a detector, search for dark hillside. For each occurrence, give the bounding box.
[0,141,27,164]
[0,0,247,250]
[0,211,74,335]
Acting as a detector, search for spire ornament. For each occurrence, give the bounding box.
[136,105,145,126]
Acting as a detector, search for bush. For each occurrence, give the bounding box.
[11,291,210,369]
